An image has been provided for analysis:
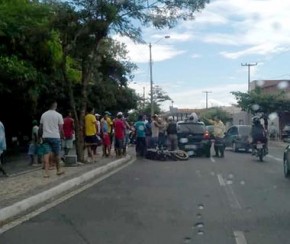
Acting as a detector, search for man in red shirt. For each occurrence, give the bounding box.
[114,112,126,157]
[63,111,75,156]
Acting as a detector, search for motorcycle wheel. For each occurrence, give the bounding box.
[171,150,189,161]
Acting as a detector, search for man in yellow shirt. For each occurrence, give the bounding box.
[208,116,226,157]
[84,107,98,162]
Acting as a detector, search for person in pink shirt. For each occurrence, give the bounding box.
[113,112,126,158]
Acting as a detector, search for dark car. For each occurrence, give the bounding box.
[281,125,290,142]
[177,121,211,157]
[224,125,252,152]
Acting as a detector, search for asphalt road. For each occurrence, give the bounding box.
[1,143,289,244]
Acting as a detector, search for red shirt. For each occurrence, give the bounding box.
[63,116,74,139]
[114,119,125,139]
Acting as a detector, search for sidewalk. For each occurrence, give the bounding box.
[0,147,135,228]
[268,139,288,148]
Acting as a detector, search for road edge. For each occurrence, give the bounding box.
[0,155,132,227]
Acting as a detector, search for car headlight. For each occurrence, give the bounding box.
[180,138,188,143]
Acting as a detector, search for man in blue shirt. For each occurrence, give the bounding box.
[134,115,146,157]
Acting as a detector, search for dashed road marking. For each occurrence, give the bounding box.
[217,174,241,209]
[234,231,247,244]
[266,154,283,163]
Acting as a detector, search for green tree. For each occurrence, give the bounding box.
[199,107,232,125]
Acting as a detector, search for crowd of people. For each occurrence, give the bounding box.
[0,100,271,178]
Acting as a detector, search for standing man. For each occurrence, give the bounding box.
[63,111,75,157]
[103,111,113,155]
[0,120,8,177]
[166,116,178,151]
[134,115,146,157]
[113,112,126,158]
[208,116,226,157]
[84,107,98,163]
[39,101,64,178]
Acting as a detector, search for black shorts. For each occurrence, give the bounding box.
[85,135,98,145]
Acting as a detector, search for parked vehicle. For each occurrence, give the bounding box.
[281,125,290,142]
[252,140,267,162]
[177,121,211,157]
[224,125,252,152]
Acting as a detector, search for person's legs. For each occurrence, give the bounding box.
[0,153,8,176]
[49,138,64,175]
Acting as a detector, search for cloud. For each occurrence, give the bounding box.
[115,35,185,63]
[190,0,290,58]
[160,82,247,110]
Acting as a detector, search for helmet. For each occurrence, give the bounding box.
[252,116,260,124]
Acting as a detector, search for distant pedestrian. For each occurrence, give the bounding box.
[0,120,8,177]
[63,111,75,157]
[101,114,111,157]
[166,116,178,151]
[28,120,41,166]
[134,115,146,157]
[150,115,161,148]
[39,101,65,178]
[84,107,98,163]
[113,112,126,158]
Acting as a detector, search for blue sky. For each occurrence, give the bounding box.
[116,0,290,111]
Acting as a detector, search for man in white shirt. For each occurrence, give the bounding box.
[39,101,64,178]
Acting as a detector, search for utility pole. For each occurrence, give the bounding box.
[241,62,257,125]
[202,91,212,109]
[149,35,170,116]
[241,63,257,92]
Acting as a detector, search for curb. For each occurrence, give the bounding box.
[0,155,132,227]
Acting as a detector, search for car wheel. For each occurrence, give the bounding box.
[284,157,290,178]
[232,142,238,152]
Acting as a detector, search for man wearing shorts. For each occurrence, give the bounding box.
[39,101,64,178]
[84,107,98,162]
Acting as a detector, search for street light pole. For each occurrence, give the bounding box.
[149,35,170,117]
[149,42,153,116]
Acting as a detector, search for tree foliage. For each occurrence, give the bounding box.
[199,107,232,125]
[231,88,290,115]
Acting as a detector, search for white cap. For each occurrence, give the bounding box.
[117,112,123,116]
[168,116,173,121]
[95,113,101,117]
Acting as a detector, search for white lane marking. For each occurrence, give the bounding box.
[266,154,283,163]
[0,159,135,235]
[234,231,247,244]
[217,174,241,209]
[217,174,226,186]
[210,157,216,163]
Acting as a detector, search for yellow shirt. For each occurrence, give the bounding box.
[85,114,97,136]
[106,117,113,133]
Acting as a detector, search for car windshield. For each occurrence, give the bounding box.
[178,123,205,133]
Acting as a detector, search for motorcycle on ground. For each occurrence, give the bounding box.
[252,141,267,162]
